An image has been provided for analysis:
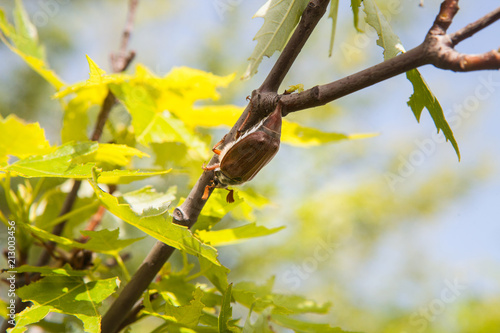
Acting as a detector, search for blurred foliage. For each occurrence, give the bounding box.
[0,0,499,332]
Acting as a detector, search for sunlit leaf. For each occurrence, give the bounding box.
[180,105,242,128]
[219,283,239,333]
[0,115,52,164]
[242,308,274,333]
[361,0,458,159]
[110,81,210,160]
[18,223,142,255]
[61,97,91,143]
[164,288,205,327]
[351,0,363,32]
[363,0,404,60]
[406,69,460,160]
[271,314,349,333]
[282,120,377,147]
[12,275,118,333]
[89,174,221,266]
[53,55,123,100]
[328,0,340,57]
[196,223,285,247]
[93,143,149,166]
[233,277,330,315]
[198,256,230,293]
[14,264,88,277]
[121,185,176,216]
[2,142,98,178]
[80,229,144,254]
[0,2,65,89]
[243,0,310,80]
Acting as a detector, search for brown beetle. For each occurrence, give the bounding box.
[202,102,282,203]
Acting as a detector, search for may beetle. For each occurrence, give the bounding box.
[202,102,282,203]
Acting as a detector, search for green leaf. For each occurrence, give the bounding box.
[12,276,118,333]
[53,55,120,100]
[13,264,88,277]
[1,141,168,182]
[243,0,310,80]
[233,278,330,315]
[328,0,340,57]
[242,308,274,333]
[93,143,149,166]
[271,314,350,333]
[110,81,210,160]
[0,115,52,164]
[2,142,98,178]
[61,97,91,143]
[351,0,363,32]
[406,69,460,160]
[96,169,172,184]
[196,223,285,247]
[80,229,144,254]
[0,3,65,89]
[164,288,205,327]
[121,185,176,216]
[89,175,221,266]
[363,0,404,60]
[282,120,377,147]
[180,105,242,128]
[219,283,238,333]
[8,306,51,333]
[360,0,458,159]
[18,223,141,255]
[198,256,230,293]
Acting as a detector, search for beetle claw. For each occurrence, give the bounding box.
[202,185,211,200]
[226,189,235,203]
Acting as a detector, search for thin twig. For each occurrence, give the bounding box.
[259,0,330,93]
[450,6,500,45]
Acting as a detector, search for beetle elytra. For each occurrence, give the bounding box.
[202,102,282,203]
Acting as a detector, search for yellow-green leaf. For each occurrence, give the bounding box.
[0,115,52,164]
[93,143,149,166]
[0,3,65,90]
[363,0,404,60]
[243,0,310,79]
[98,169,171,184]
[406,69,460,160]
[13,275,118,333]
[89,174,221,266]
[180,105,242,128]
[196,223,285,247]
[282,120,377,146]
[328,0,340,57]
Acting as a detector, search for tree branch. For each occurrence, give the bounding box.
[259,0,330,93]
[281,2,500,113]
[100,1,330,332]
[280,45,427,113]
[450,5,500,45]
[101,1,500,332]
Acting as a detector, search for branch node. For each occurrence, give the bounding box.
[173,207,189,226]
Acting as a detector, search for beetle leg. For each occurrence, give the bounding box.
[202,163,220,171]
[202,181,216,200]
[225,189,235,203]
[212,134,227,155]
